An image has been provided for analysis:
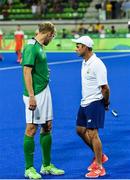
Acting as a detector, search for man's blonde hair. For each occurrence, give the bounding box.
[38,22,56,34]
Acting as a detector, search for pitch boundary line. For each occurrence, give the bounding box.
[0,53,130,71]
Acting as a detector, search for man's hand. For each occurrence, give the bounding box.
[29,96,37,111]
[101,84,110,111]
[104,100,110,111]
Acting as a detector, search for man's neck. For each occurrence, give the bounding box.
[84,52,93,61]
[35,35,44,46]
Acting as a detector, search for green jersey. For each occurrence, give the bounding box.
[22,38,49,96]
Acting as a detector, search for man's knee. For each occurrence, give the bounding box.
[46,122,52,132]
[25,124,37,136]
[87,129,98,140]
[76,126,86,137]
[41,120,52,133]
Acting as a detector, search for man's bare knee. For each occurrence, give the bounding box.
[25,124,38,136]
[87,129,98,140]
[41,120,52,133]
[76,126,86,137]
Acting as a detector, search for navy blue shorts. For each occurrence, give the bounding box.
[76,99,105,128]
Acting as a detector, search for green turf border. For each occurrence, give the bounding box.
[0,38,130,52]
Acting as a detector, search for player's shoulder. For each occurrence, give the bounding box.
[93,54,106,69]
[94,55,104,65]
[23,38,37,54]
[27,38,36,45]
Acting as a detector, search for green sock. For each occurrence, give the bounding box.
[24,135,35,169]
[40,132,52,167]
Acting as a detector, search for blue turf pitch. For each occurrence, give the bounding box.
[0,52,130,179]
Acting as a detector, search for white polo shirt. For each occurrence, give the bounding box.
[81,53,108,107]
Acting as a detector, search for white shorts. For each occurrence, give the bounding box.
[23,85,53,124]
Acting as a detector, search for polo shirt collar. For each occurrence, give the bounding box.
[83,53,96,65]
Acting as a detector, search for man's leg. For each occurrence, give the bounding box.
[16,50,21,62]
[87,129,102,166]
[76,126,94,151]
[40,120,52,167]
[40,120,64,175]
[18,50,22,62]
[24,123,37,169]
[24,123,41,179]
[85,129,106,178]
[76,106,94,151]
[77,127,107,170]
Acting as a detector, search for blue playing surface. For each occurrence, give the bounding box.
[0,52,130,179]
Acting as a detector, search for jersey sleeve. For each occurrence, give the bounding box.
[95,60,108,86]
[22,44,36,66]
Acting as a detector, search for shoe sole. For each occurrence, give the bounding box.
[100,172,106,176]
[40,171,65,175]
[85,174,99,178]
[88,156,109,171]
[85,172,106,178]
[40,171,49,175]
[50,172,65,175]
[25,174,41,179]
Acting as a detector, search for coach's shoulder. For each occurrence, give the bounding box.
[27,39,36,45]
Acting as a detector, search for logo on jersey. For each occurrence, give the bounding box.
[36,116,40,120]
[87,119,92,123]
[87,68,90,74]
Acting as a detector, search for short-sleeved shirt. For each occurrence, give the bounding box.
[81,53,108,107]
[22,38,49,96]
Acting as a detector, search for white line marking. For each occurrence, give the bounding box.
[49,59,82,65]
[100,53,130,59]
[0,53,130,71]
[0,66,21,71]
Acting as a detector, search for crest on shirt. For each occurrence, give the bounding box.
[27,39,36,45]
[87,68,90,74]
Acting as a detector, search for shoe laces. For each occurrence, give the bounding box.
[94,168,102,174]
[29,167,37,173]
[50,163,56,169]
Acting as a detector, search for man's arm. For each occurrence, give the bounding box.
[101,84,110,110]
[23,66,36,110]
